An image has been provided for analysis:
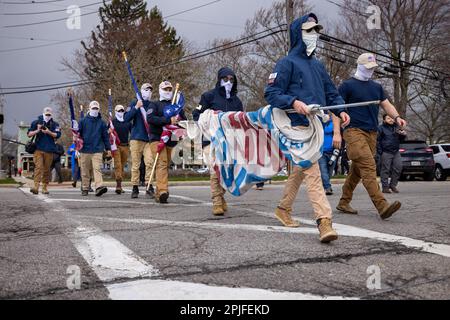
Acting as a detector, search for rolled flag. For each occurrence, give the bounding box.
[108,89,120,155]
[163,92,185,120]
[68,91,83,151]
[122,51,150,134]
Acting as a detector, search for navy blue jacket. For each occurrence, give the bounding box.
[264,14,345,126]
[124,100,151,142]
[112,119,132,145]
[377,123,405,155]
[147,100,187,148]
[79,114,111,153]
[192,67,244,121]
[28,115,61,153]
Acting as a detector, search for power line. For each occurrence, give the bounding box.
[2,0,66,4]
[3,1,107,15]
[3,10,99,28]
[163,0,222,19]
[0,37,88,53]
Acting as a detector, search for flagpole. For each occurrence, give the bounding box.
[285,100,380,113]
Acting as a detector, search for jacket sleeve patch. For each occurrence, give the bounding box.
[268,72,277,84]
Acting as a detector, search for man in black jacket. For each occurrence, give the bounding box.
[377,114,406,193]
[51,142,65,184]
[192,67,243,216]
[111,104,132,194]
[147,81,186,204]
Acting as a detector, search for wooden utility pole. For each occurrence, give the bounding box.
[285,0,294,53]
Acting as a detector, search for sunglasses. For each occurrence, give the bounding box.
[305,27,321,33]
[117,110,125,113]
[44,114,52,117]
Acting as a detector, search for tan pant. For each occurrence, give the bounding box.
[204,145,226,204]
[339,128,387,212]
[33,150,53,188]
[149,142,172,197]
[278,162,332,221]
[80,153,104,191]
[113,145,129,181]
[130,140,153,186]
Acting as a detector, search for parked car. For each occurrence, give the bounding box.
[399,140,435,181]
[430,144,450,181]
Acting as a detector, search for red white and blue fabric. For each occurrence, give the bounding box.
[198,106,327,196]
[157,92,187,153]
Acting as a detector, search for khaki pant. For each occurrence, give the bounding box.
[278,162,332,221]
[33,150,53,189]
[339,128,387,212]
[204,145,226,204]
[130,140,153,186]
[80,153,104,191]
[149,142,172,197]
[113,145,129,181]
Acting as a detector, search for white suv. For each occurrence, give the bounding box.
[430,144,450,181]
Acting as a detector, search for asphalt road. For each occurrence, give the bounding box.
[0,180,449,300]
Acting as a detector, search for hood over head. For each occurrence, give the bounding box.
[289,13,321,57]
[216,67,238,95]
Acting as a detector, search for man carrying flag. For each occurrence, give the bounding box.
[264,13,350,243]
[124,83,155,199]
[147,81,186,204]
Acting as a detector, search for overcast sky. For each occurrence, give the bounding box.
[0,0,341,137]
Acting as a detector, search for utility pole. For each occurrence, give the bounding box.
[0,98,4,179]
[285,0,294,53]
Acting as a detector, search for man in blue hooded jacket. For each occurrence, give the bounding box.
[193,67,243,216]
[27,107,61,195]
[264,13,350,243]
[78,101,111,197]
[124,83,155,199]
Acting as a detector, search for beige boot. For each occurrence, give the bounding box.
[336,202,358,214]
[42,184,49,195]
[30,182,39,195]
[221,196,228,212]
[212,197,224,216]
[379,201,401,220]
[318,218,338,243]
[274,207,300,228]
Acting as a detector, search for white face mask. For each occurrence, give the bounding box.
[302,31,318,56]
[141,89,152,101]
[159,89,173,101]
[43,114,52,123]
[220,79,233,99]
[115,112,124,122]
[89,109,99,117]
[354,64,375,81]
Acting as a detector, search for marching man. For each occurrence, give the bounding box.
[78,101,111,197]
[264,13,350,243]
[111,104,131,194]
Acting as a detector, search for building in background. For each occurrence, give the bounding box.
[17,121,34,177]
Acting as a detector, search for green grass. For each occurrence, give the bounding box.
[0,178,18,185]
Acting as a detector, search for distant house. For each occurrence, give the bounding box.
[17,122,34,177]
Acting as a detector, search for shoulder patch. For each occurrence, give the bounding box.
[268,72,277,84]
[196,105,203,110]
[147,108,153,115]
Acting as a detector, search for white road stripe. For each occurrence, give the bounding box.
[107,279,355,300]
[20,187,353,300]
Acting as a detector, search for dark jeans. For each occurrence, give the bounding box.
[318,152,333,190]
[51,161,63,183]
[380,151,402,188]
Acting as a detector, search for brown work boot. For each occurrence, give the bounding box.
[317,218,338,243]
[336,202,358,215]
[115,179,123,195]
[42,184,49,195]
[379,201,401,220]
[221,196,228,212]
[382,187,392,194]
[212,197,224,216]
[390,186,399,193]
[274,207,300,228]
[30,188,39,195]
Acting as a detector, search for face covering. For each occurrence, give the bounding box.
[43,114,52,123]
[354,64,375,81]
[141,89,152,101]
[159,89,173,101]
[115,113,124,122]
[89,109,99,117]
[302,31,318,56]
[220,79,233,99]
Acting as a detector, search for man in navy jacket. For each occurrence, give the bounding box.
[193,67,243,216]
[27,107,61,195]
[78,101,111,197]
[264,13,350,243]
[124,83,154,199]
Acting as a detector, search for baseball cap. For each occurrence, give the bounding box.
[89,101,100,109]
[115,105,125,112]
[357,53,378,69]
[301,13,323,31]
[159,81,173,90]
[141,83,153,91]
[43,107,53,115]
